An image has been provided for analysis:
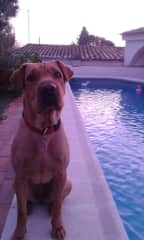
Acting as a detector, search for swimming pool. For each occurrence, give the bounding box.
[70,78,144,240]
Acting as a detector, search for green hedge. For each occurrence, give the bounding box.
[0,51,41,91]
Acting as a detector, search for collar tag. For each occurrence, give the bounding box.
[23,112,61,135]
[43,127,48,135]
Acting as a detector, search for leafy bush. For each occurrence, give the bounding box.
[11,52,41,69]
[0,51,41,91]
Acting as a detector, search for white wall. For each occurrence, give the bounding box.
[72,65,144,83]
[122,32,144,66]
[124,40,144,65]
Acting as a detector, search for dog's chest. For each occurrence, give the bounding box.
[39,136,49,150]
[28,137,55,181]
[13,126,69,184]
[23,135,66,184]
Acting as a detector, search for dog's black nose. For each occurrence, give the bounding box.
[38,83,58,108]
[39,84,56,95]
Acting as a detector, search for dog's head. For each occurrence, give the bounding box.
[10,61,73,126]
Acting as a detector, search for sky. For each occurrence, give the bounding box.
[11,0,144,47]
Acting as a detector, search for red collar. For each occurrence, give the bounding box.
[23,113,61,135]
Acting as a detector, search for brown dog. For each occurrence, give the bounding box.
[10,61,73,240]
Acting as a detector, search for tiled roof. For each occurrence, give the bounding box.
[13,44,124,61]
[122,27,144,35]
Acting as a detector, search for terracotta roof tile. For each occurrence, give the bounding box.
[13,44,124,61]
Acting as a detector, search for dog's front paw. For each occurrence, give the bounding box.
[51,225,66,240]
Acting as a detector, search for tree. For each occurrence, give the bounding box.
[0,24,15,53]
[77,27,89,45]
[0,0,18,53]
[77,27,115,46]
[88,35,114,47]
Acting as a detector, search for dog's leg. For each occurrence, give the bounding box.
[62,177,72,200]
[27,200,33,215]
[12,178,28,240]
[51,173,68,240]
[48,177,72,217]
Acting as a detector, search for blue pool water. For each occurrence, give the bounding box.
[70,79,144,240]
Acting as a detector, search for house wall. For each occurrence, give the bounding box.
[71,65,144,83]
[65,60,123,67]
[42,58,124,67]
[122,33,144,66]
[124,40,144,65]
[43,58,144,81]
[130,47,144,66]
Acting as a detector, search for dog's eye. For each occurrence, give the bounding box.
[27,74,35,82]
[53,71,62,79]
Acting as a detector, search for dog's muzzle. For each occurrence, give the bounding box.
[38,83,59,111]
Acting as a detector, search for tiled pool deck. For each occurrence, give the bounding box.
[0,98,22,238]
[0,83,128,240]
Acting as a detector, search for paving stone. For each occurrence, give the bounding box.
[0,157,9,171]
[0,147,10,157]
[0,172,6,185]
[0,98,21,236]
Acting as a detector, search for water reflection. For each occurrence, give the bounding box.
[70,78,144,240]
[78,89,122,131]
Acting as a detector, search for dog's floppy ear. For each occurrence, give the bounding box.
[55,60,73,81]
[10,63,27,89]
